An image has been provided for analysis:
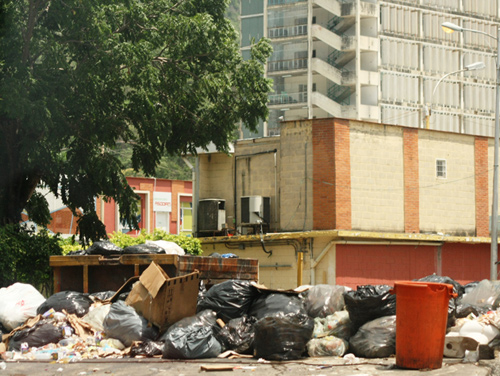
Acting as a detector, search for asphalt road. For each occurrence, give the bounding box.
[0,356,497,376]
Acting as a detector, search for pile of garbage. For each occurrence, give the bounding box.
[2,273,500,362]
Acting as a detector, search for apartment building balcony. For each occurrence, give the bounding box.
[311,25,378,53]
[268,58,308,73]
[268,91,308,106]
[341,0,378,18]
[268,24,308,39]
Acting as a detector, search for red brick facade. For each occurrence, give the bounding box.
[312,118,351,230]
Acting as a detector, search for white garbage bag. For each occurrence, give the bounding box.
[0,283,46,331]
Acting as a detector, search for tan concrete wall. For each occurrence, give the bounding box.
[418,131,476,235]
[198,153,235,227]
[235,138,280,229]
[349,121,405,231]
[280,120,314,231]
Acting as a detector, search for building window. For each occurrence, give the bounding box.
[436,159,447,178]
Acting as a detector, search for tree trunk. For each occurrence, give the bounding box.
[0,117,40,225]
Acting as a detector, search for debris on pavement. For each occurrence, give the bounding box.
[2,268,500,367]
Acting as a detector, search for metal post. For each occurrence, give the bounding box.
[491,27,500,281]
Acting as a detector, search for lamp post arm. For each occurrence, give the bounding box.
[432,68,466,97]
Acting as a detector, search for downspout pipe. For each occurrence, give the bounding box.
[182,156,198,237]
[233,149,278,233]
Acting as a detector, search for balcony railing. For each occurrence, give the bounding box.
[268,58,308,72]
[268,24,307,38]
[268,0,306,5]
[269,91,307,105]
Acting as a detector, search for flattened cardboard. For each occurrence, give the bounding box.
[125,262,200,331]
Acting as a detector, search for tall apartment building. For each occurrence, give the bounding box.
[240,0,500,137]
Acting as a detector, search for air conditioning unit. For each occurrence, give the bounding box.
[241,196,270,225]
[198,199,226,232]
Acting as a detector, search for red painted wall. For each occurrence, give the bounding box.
[441,243,493,286]
[336,244,437,289]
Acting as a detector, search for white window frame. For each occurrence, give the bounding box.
[115,190,150,233]
[436,159,447,179]
[177,193,193,235]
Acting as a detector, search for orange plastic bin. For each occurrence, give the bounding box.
[391,281,457,369]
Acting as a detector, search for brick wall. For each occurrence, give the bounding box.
[312,118,351,230]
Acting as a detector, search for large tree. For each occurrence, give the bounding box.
[0,0,272,243]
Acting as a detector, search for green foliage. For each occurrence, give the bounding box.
[109,229,203,255]
[58,236,83,255]
[0,225,63,294]
[0,0,273,245]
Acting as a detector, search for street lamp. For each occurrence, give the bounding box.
[441,21,500,281]
[425,62,485,129]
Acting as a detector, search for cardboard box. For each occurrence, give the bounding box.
[125,262,200,331]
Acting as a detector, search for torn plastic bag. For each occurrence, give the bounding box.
[82,304,111,332]
[307,336,348,357]
[0,283,46,331]
[89,291,116,302]
[122,243,165,255]
[302,284,350,318]
[343,285,396,331]
[416,274,465,297]
[348,315,396,358]
[145,240,185,255]
[460,279,500,309]
[312,310,352,340]
[37,291,93,317]
[197,280,259,322]
[253,315,314,360]
[8,320,64,351]
[214,315,257,354]
[87,240,123,256]
[161,310,222,359]
[103,301,159,347]
[129,340,164,357]
[249,292,308,321]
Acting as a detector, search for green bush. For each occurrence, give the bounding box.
[58,229,204,256]
[109,229,203,255]
[0,225,63,294]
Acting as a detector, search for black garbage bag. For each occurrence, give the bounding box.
[253,315,314,360]
[162,310,222,359]
[37,291,93,317]
[416,275,462,326]
[301,285,349,318]
[8,320,64,351]
[103,301,159,347]
[416,275,464,297]
[214,315,257,355]
[343,285,396,331]
[129,341,165,357]
[249,293,308,320]
[197,280,259,322]
[87,241,123,256]
[122,243,165,255]
[455,302,490,318]
[349,315,396,358]
[89,291,116,302]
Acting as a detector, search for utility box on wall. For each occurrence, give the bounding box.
[198,199,226,233]
[241,196,270,225]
